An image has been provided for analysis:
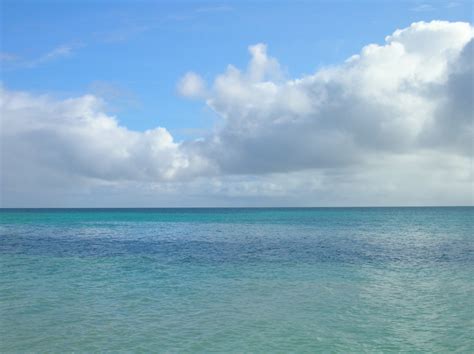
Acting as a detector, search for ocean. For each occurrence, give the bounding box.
[0,207,472,352]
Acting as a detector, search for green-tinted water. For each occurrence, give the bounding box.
[1,208,473,352]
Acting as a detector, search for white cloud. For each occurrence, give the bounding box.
[195,5,234,13]
[0,52,18,62]
[25,45,75,68]
[1,21,473,206]
[0,87,213,186]
[3,44,80,70]
[188,21,473,175]
[177,72,207,99]
[410,4,435,12]
[41,45,73,60]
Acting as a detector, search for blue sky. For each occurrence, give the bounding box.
[2,0,471,139]
[1,1,473,207]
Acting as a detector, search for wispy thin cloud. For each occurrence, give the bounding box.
[99,25,156,43]
[410,3,435,12]
[445,2,461,8]
[96,3,235,43]
[0,52,19,63]
[167,4,234,23]
[167,14,194,21]
[2,43,83,70]
[88,80,141,111]
[195,5,234,13]
[28,45,73,66]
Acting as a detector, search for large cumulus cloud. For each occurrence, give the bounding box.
[184,21,473,174]
[1,20,473,206]
[0,88,212,184]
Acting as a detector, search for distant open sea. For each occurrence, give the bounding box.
[0,207,473,352]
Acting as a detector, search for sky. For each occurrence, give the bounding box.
[0,0,473,207]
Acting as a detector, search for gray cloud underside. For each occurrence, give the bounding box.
[1,21,473,206]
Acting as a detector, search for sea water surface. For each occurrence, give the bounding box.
[1,207,473,352]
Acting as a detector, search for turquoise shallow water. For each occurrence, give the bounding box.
[0,207,473,352]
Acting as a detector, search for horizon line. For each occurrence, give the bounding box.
[1,205,473,210]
